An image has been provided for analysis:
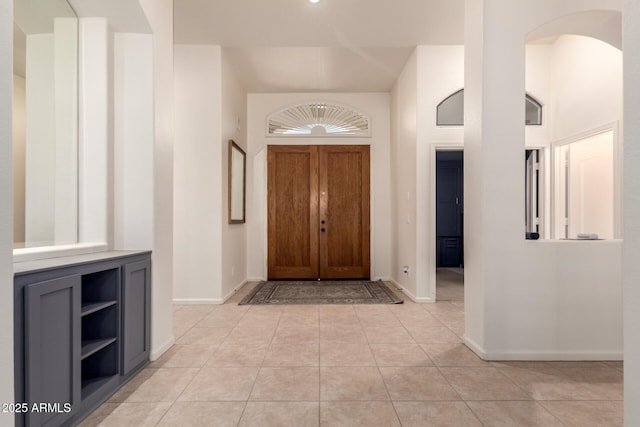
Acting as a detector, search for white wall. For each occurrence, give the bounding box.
[53,18,78,246]
[221,50,248,299]
[246,92,391,282]
[138,0,175,360]
[392,46,550,302]
[417,46,465,302]
[390,50,419,299]
[624,0,640,423]
[550,35,623,141]
[78,18,113,246]
[173,44,249,303]
[462,0,623,360]
[0,0,15,424]
[173,44,223,303]
[113,32,154,250]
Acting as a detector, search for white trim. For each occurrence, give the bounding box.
[463,334,488,359]
[247,277,265,282]
[463,335,622,361]
[150,335,175,362]
[13,242,109,263]
[222,280,250,303]
[173,280,252,305]
[551,121,621,239]
[388,279,434,303]
[173,298,222,305]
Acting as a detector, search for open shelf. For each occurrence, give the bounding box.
[81,339,118,400]
[81,338,117,360]
[81,268,118,313]
[81,300,117,317]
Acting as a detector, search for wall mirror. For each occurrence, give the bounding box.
[228,140,246,224]
[13,0,79,249]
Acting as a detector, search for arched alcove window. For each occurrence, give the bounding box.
[267,102,370,136]
[436,89,543,126]
[525,94,543,125]
[436,89,464,126]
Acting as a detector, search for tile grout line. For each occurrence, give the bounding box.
[355,302,403,425]
[236,305,284,425]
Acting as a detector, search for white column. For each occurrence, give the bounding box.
[0,0,15,424]
[138,0,176,360]
[53,18,78,245]
[113,33,154,250]
[624,0,640,424]
[463,0,526,354]
[173,44,223,303]
[78,18,113,245]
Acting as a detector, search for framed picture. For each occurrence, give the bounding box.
[228,140,246,224]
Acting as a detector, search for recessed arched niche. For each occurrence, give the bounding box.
[436,89,543,126]
[267,102,370,137]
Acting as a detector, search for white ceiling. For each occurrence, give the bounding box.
[173,0,465,92]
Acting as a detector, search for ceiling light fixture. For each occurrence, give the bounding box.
[308,0,320,4]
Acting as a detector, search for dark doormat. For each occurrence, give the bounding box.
[238,280,404,305]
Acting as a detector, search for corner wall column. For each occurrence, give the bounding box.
[138,0,175,360]
[463,0,526,355]
[0,0,15,424]
[624,0,640,424]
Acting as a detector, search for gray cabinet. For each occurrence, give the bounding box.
[24,275,81,427]
[122,260,151,375]
[14,251,151,427]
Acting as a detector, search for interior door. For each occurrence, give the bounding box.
[267,145,370,279]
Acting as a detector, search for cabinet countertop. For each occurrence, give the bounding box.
[14,250,151,276]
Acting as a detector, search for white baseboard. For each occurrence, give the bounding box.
[173,280,252,305]
[462,334,488,359]
[222,280,250,303]
[150,335,175,361]
[246,277,265,282]
[484,349,624,361]
[463,335,623,361]
[173,298,222,305]
[387,279,434,303]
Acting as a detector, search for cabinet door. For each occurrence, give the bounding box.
[122,259,151,375]
[25,275,81,427]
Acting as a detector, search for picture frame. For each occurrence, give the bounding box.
[228,140,246,224]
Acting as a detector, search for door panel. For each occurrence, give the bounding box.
[319,146,370,279]
[25,275,81,427]
[267,145,370,280]
[268,146,319,279]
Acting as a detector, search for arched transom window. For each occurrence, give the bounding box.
[267,102,370,136]
[436,89,543,126]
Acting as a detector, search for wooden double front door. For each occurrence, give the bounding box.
[268,145,370,280]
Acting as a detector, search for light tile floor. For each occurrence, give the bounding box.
[80,282,623,426]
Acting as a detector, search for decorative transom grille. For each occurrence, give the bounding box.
[268,102,370,136]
